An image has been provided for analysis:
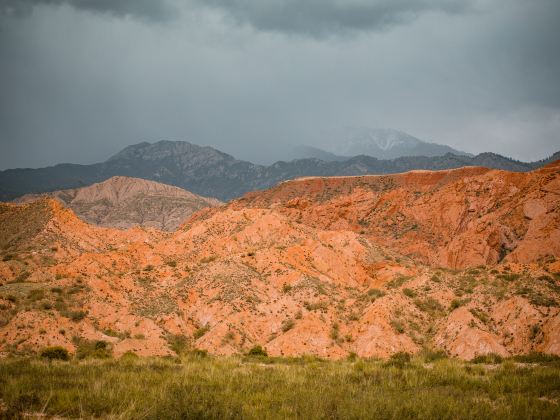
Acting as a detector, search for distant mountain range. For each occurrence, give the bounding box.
[258,128,470,163]
[1,140,558,202]
[15,176,221,231]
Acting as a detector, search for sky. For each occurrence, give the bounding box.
[0,0,559,169]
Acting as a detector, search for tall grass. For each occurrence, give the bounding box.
[0,354,559,419]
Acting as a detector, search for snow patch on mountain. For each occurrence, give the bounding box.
[325,127,469,159]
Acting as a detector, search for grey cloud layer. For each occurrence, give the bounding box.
[0,0,558,169]
[0,0,175,21]
[197,0,473,37]
[1,0,472,33]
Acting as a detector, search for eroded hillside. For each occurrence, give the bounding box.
[0,163,559,360]
[17,176,221,231]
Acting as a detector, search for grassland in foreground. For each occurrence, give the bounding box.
[1,352,560,419]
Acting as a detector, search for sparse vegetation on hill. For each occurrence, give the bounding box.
[0,164,559,361]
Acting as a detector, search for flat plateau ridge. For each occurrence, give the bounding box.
[0,162,559,360]
[16,176,222,231]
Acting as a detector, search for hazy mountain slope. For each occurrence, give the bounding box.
[16,176,222,231]
[0,163,559,360]
[327,128,471,159]
[0,140,557,202]
[269,145,349,163]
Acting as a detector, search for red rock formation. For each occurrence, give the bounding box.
[0,163,559,360]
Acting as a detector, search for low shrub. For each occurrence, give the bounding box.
[330,323,340,340]
[281,319,295,332]
[367,288,386,299]
[450,298,470,310]
[497,273,521,282]
[193,325,210,339]
[513,352,560,364]
[189,349,209,358]
[471,353,503,364]
[167,334,189,355]
[390,319,405,334]
[120,351,139,361]
[247,345,268,357]
[75,340,112,360]
[40,346,70,361]
[385,351,411,368]
[413,297,444,316]
[282,283,292,293]
[421,349,448,362]
[27,289,44,301]
[386,276,410,289]
[68,310,87,322]
[403,288,416,298]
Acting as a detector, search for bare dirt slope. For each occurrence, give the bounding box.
[17,176,222,231]
[1,162,559,360]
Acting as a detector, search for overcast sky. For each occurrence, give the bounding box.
[0,0,559,169]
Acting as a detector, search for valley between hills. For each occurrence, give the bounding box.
[1,160,559,361]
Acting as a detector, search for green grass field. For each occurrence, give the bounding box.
[1,353,560,419]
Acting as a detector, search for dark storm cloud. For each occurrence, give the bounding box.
[0,0,175,21]
[0,0,559,170]
[197,0,473,37]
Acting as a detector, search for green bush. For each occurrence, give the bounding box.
[390,319,405,334]
[421,349,448,362]
[194,325,210,339]
[282,283,292,293]
[281,319,295,332]
[403,288,416,298]
[75,340,112,360]
[167,335,189,355]
[385,351,411,368]
[513,352,560,364]
[450,298,470,310]
[471,353,503,364]
[386,276,411,289]
[189,349,208,358]
[27,289,45,301]
[40,346,70,361]
[120,351,139,361]
[367,288,386,300]
[414,297,444,316]
[497,273,521,282]
[13,271,31,283]
[62,310,87,322]
[247,345,268,357]
[330,323,340,340]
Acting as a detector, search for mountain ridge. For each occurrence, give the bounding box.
[1,139,558,202]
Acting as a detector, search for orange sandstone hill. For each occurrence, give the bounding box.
[16,176,222,231]
[0,163,559,360]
